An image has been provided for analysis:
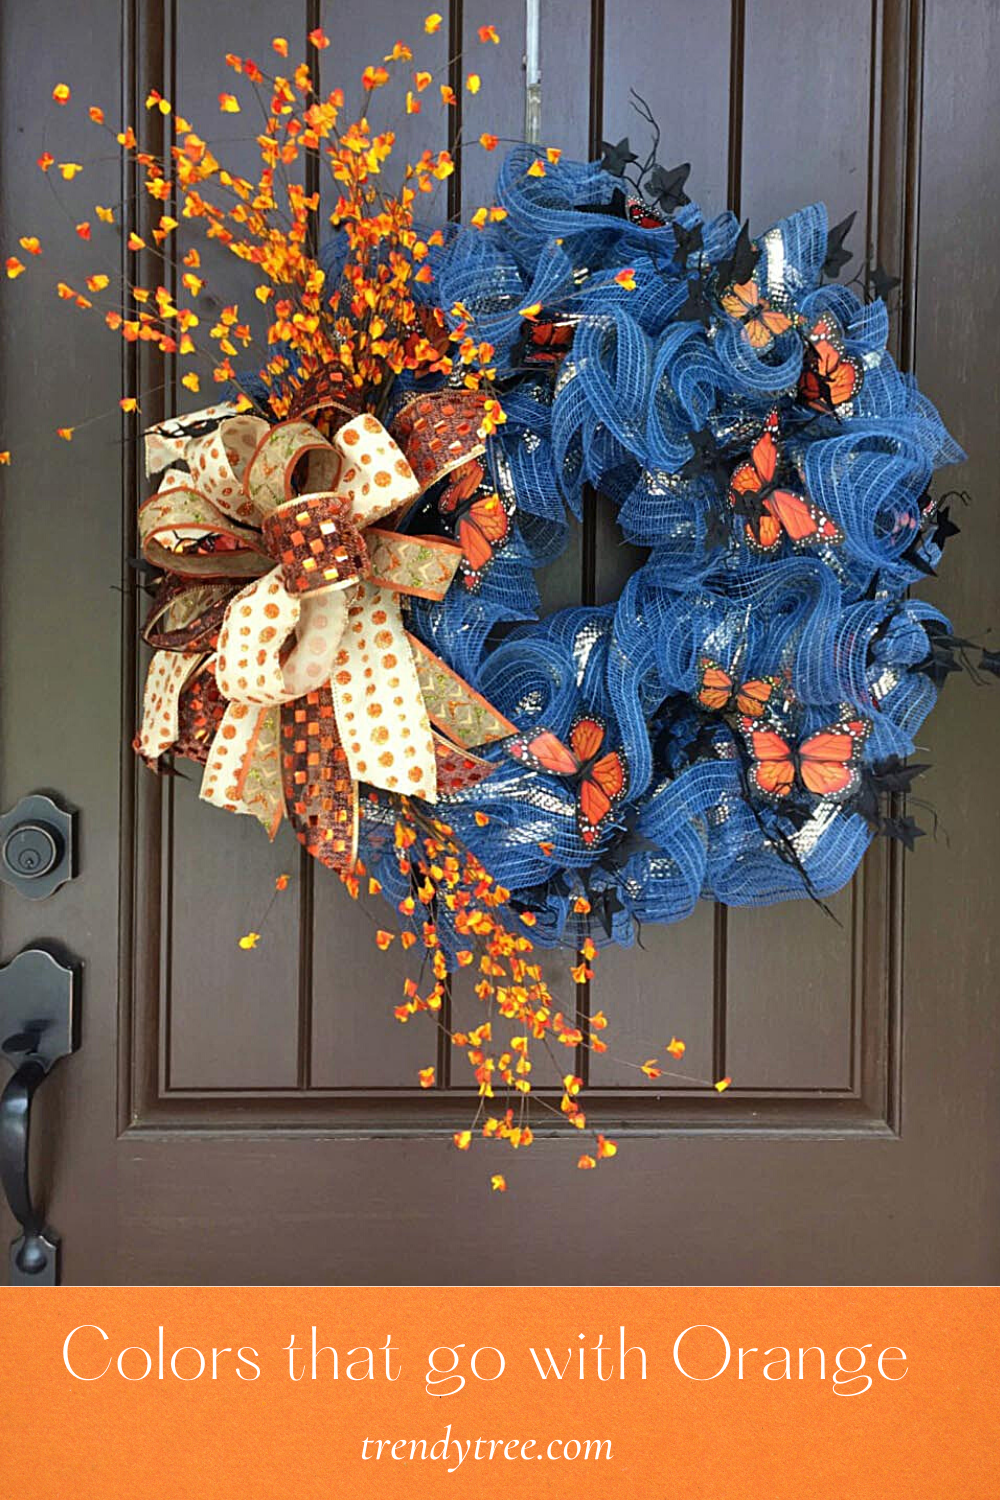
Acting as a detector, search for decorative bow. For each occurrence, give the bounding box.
[135,397,515,869]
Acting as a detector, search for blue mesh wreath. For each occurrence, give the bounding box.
[337,146,965,952]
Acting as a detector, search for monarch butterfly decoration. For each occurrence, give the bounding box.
[728,407,843,553]
[741,716,870,802]
[508,717,629,845]
[697,655,776,719]
[625,194,669,230]
[719,273,794,351]
[798,310,865,412]
[510,311,576,373]
[437,456,515,591]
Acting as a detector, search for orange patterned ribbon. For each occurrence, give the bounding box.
[392,390,488,492]
[135,397,513,869]
[280,685,357,868]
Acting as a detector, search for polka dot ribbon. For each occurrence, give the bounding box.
[135,403,514,869]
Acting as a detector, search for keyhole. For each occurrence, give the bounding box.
[1,825,59,880]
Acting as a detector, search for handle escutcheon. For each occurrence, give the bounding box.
[0,948,79,1284]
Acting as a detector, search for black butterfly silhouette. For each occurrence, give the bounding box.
[822,211,857,279]
[715,221,759,293]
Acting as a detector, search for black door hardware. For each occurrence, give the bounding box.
[0,794,76,899]
[0,948,80,1284]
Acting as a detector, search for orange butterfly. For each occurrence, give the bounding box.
[697,656,775,719]
[742,717,869,801]
[511,314,576,371]
[720,276,793,350]
[509,716,628,844]
[728,408,842,553]
[798,311,864,411]
[438,457,514,590]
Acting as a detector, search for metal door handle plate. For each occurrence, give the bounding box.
[0,949,79,1284]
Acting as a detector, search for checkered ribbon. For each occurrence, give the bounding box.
[135,402,515,870]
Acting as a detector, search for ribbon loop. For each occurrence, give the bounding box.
[214,569,303,706]
[392,390,487,492]
[262,494,369,595]
[245,418,341,514]
[139,486,269,579]
[327,413,420,527]
[183,413,271,522]
[144,403,242,476]
[143,578,236,652]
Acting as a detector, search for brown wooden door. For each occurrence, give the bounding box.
[1,0,997,1285]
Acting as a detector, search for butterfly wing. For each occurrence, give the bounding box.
[761,305,793,338]
[569,716,607,764]
[729,411,779,505]
[800,313,864,410]
[729,459,763,503]
[743,312,778,350]
[591,749,627,801]
[799,719,868,799]
[747,509,784,551]
[734,676,775,719]
[535,321,575,356]
[807,311,846,362]
[456,514,496,578]
[578,750,628,843]
[798,358,827,411]
[732,410,784,546]
[754,759,796,797]
[697,657,734,712]
[439,458,485,513]
[743,301,793,351]
[526,320,575,367]
[760,488,843,547]
[456,489,512,589]
[459,492,510,550]
[626,196,669,230]
[508,729,579,777]
[722,279,792,350]
[825,353,864,407]
[747,728,795,798]
[750,409,780,484]
[720,280,757,320]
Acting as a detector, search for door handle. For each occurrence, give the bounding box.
[1,1058,57,1280]
[0,949,79,1284]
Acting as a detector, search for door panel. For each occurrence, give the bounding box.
[724,0,871,1093]
[1,0,997,1284]
[589,1,729,1089]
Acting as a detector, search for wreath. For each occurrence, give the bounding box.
[14,23,987,1177]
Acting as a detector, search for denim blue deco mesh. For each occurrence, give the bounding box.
[321,148,963,953]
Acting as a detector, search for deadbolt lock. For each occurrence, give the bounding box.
[0,795,75,900]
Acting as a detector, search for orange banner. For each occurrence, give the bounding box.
[0,1286,996,1498]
